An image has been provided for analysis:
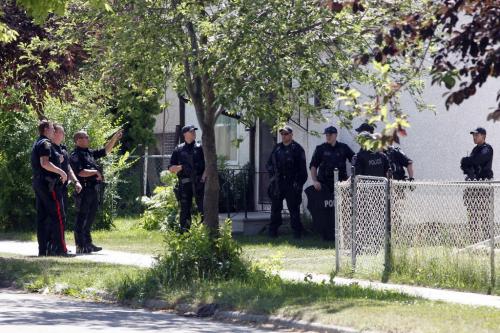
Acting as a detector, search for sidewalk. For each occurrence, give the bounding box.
[1,240,499,309]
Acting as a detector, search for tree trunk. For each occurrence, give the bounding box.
[200,119,219,234]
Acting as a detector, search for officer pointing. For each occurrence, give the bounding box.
[168,125,206,232]
[70,129,123,254]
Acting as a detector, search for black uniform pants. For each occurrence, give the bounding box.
[33,180,67,255]
[177,181,204,231]
[270,185,303,235]
[74,185,99,247]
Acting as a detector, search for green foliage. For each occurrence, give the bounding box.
[151,219,248,286]
[0,109,38,231]
[140,171,179,231]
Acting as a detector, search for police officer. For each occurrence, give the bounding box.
[461,127,494,244]
[53,124,82,219]
[308,125,354,240]
[31,120,71,257]
[266,125,308,238]
[353,132,390,177]
[461,127,493,181]
[168,125,206,232]
[70,129,123,254]
[384,140,414,181]
[310,125,355,191]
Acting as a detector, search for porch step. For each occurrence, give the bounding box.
[218,212,290,235]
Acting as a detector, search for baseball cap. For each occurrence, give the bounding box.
[182,125,198,133]
[279,125,293,134]
[323,126,338,134]
[355,123,375,134]
[470,127,486,135]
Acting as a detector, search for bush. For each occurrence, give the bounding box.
[0,109,38,231]
[140,171,179,231]
[152,219,248,285]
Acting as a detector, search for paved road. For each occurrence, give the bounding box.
[0,290,281,333]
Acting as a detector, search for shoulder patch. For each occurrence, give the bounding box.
[43,141,51,150]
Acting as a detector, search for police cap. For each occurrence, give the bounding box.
[470,127,486,135]
[182,125,198,133]
[279,125,293,134]
[323,126,338,134]
[355,123,375,134]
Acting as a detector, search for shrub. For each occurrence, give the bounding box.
[0,109,38,231]
[152,219,248,286]
[140,171,179,231]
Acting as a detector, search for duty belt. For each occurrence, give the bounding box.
[180,178,192,184]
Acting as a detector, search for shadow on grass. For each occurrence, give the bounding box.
[234,234,335,250]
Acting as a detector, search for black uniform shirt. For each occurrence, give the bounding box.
[266,141,308,186]
[384,146,412,180]
[70,147,106,183]
[31,136,59,179]
[469,143,494,180]
[354,150,390,177]
[168,141,205,179]
[53,144,70,186]
[310,142,355,182]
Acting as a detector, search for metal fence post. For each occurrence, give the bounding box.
[334,168,340,273]
[382,178,392,282]
[490,183,496,294]
[350,166,357,270]
[143,146,148,196]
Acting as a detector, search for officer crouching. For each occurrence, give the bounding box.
[70,129,123,254]
[168,125,206,232]
[266,125,308,238]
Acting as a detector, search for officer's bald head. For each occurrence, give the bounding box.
[73,131,89,148]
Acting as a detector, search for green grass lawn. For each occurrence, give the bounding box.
[1,252,499,333]
[1,217,499,294]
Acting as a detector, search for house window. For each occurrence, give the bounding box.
[215,115,238,163]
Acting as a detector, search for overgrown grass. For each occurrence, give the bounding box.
[0,253,142,299]
[2,217,499,294]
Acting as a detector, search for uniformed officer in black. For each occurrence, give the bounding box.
[53,124,82,220]
[168,125,206,232]
[70,129,123,253]
[266,125,308,238]
[461,127,493,181]
[384,142,414,181]
[310,126,355,191]
[353,132,390,177]
[31,120,71,257]
[461,127,494,244]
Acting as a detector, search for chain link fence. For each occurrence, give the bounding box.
[335,173,500,293]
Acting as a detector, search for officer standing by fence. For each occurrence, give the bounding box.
[461,127,494,244]
[31,120,71,257]
[266,125,308,239]
[307,125,355,240]
[168,125,206,232]
[70,129,123,254]
[353,132,390,177]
